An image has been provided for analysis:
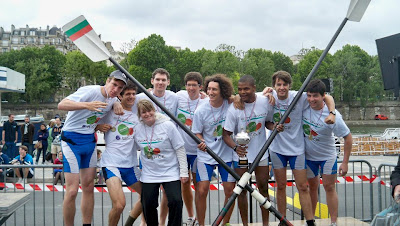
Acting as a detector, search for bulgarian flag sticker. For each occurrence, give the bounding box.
[62,15,110,62]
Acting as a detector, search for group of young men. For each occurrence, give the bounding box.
[58,67,352,226]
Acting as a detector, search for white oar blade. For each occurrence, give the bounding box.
[346,0,371,22]
[62,15,110,62]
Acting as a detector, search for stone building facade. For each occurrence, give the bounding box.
[0,25,78,54]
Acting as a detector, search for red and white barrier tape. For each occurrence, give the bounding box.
[0,175,391,192]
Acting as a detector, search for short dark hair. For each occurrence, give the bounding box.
[8,114,14,117]
[152,68,170,80]
[20,145,28,152]
[204,74,233,100]
[120,81,137,96]
[25,115,30,119]
[184,72,203,86]
[306,79,326,96]
[272,71,292,87]
[238,75,255,86]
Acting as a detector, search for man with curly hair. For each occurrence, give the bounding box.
[193,74,235,226]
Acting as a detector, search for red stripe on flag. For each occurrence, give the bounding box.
[69,24,93,41]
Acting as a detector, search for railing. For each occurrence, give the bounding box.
[377,163,397,212]
[0,160,378,225]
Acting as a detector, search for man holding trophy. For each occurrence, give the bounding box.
[223,75,275,226]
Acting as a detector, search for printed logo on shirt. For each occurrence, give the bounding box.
[86,112,105,125]
[213,125,223,137]
[273,106,291,124]
[177,112,193,128]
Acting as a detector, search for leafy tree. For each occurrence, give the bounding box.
[242,49,275,91]
[271,51,294,74]
[332,44,372,106]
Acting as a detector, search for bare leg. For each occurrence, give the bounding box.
[273,168,288,217]
[222,182,236,225]
[127,182,143,219]
[63,173,80,226]
[80,167,96,225]
[322,174,338,223]
[255,166,270,225]
[106,177,126,226]
[293,169,314,220]
[308,176,319,215]
[159,186,168,226]
[181,172,195,219]
[235,167,248,225]
[195,181,210,226]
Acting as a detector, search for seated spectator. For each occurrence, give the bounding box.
[0,146,10,190]
[10,145,34,183]
[53,151,64,185]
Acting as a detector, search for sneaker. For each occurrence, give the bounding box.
[186,218,196,226]
[329,223,337,226]
[17,178,23,183]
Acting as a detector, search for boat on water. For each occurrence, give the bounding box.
[0,114,45,143]
[336,128,400,156]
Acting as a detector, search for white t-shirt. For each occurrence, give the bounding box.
[136,90,178,117]
[192,100,233,164]
[269,90,308,156]
[224,95,273,163]
[63,85,117,134]
[302,106,350,161]
[99,109,139,168]
[176,91,208,155]
[134,115,185,183]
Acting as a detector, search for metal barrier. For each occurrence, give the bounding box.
[377,163,397,212]
[0,160,376,225]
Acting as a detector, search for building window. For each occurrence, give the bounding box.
[2,40,9,46]
[20,31,25,36]
[3,34,9,38]
[29,30,35,36]
[2,48,8,53]
[11,38,18,44]
[20,38,25,44]
[52,39,55,44]
[40,38,44,44]
[13,31,18,35]
[12,46,18,50]
[58,39,62,44]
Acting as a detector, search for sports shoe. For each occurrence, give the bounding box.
[17,178,24,183]
[186,218,196,226]
[329,223,337,226]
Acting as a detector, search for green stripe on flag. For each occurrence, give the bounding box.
[65,19,90,37]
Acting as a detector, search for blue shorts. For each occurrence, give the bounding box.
[187,154,197,173]
[196,161,235,182]
[270,151,306,170]
[102,166,141,186]
[61,131,97,173]
[306,158,337,178]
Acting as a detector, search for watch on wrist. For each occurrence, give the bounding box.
[329,111,336,116]
[233,145,238,152]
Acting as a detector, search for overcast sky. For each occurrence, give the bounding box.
[1,0,398,57]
